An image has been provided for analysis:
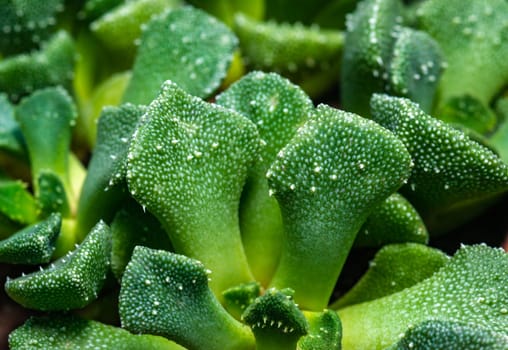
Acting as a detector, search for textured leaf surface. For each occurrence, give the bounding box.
[0,179,38,225]
[123,6,237,104]
[111,201,173,280]
[5,221,111,311]
[216,71,314,285]
[298,310,342,350]
[437,94,497,135]
[0,213,60,264]
[91,0,181,56]
[387,320,508,350]
[341,0,443,115]
[388,27,443,113]
[341,0,402,116]
[0,31,75,102]
[119,246,255,350]
[234,15,344,97]
[242,288,308,350]
[339,244,508,349]
[267,104,412,310]
[9,315,184,350]
[222,282,261,321]
[0,0,64,55]
[127,80,258,294]
[37,171,70,218]
[355,193,428,247]
[332,243,448,309]
[371,94,508,232]
[417,0,508,106]
[15,86,77,207]
[76,104,145,239]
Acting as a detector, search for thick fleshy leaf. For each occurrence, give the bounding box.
[371,94,508,233]
[437,94,497,135]
[119,247,255,350]
[341,0,443,116]
[242,288,308,350]
[234,15,344,97]
[417,0,508,107]
[222,282,261,321]
[123,6,237,104]
[387,320,508,350]
[0,94,25,156]
[331,243,449,309]
[127,80,259,295]
[0,213,60,264]
[9,315,184,350]
[5,221,111,311]
[341,0,402,116]
[76,104,146,240]
[15,86,77,212]
[91,0,181,57]
[216,71,314,285]
[0,179,38,225]
[339,244,508,349]
[388,27,443,113]
[80,0,123,20]
[355,193,428,247]
[298,310,342,350]
[186,0,264,26]
[110,200,173,280]
[37,171,70,218]
[0,31,75,102]
[0,0,64,55]
[267,104,412,310]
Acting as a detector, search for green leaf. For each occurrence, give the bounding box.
[417,0,508,107]
[387,320,508,350]
[267,104,412,310]
[341,0,443,116]
[9,315,184,350]
[0,94,25,156]
[127,80,259,295]
[0,0,65,55]
[339,244,508,349]
[0,212,60,264]
[80,0,123,21]
[298,310,342,350]
[15,86,78,214]
[5,221,111,311]
[76,103,146,240]
[331,243,449,309]
[341,0,403,116]
[354,193,428,248]
[122,6,238,104]
[119,246,255,350]
[186,0,264,27]
[37,171,71,218]
[388,27,443,113]
[222,282,261,321]
[0,31,75,102]
[437,94,498,135]
[0,179,38,225]
[111,200,173,280]
[371,94,508,233]
[216,71,314,286]
[91,0,181,58]
[79,71,131,148]
[242,288,308,350]
[234,15,344,97]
